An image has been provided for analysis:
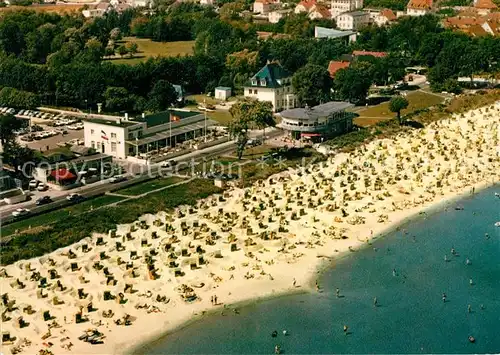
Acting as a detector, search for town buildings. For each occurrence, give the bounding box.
[244,62,297,112]
[253,0,280,15]
[277,101,354,141]
[406,0,433,16]
[268,9,293,23]
[336,10,370,30]
[330,0,364,18]
[83,110,216,159]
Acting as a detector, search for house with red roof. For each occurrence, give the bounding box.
[328,61,351,78]
[406,0,433,16]
[352,50,388,58]
[374,9,397,26]
[308,4,331,19]
[294,0,317,14]
[474,0,497,15]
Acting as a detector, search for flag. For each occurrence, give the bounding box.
[101,130,108,140]
[170,113,180,122]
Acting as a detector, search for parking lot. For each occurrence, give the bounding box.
[0,107,85,151]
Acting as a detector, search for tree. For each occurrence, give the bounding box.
[117,44,128,58]
[104,86,133,112]
[292,64,332,106]
[229,98,274,159]
[389,96,409,125]
[84,37,104,62]
[110,27,122,41]
[147,80,178,112]
[334,63,373,103]
[0,113,23,146]
[126,42,138,58]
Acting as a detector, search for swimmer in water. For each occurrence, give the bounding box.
[444,255,448,262]
[336,288,340,298]
[468,304,471,313]
[470,278,474,286]
[393,269,397,277]
[466,258,471,265]
[373,297,378,307]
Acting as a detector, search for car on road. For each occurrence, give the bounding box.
[161,160,177,168]
[12,208,30,217]
[37,183,48,191]
[36,196,53,205]
[66,193,85,202]
[29,180,39,189]
[110,175,127,183]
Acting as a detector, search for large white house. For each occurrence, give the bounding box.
[330,0,363,18]
[336,11,370,30]
[83,110,217,159]
[244,62,297,112]
[268,9,292,23]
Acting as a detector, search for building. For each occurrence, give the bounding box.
[172,85,185,104]
[314,26,357,42]
[328,60,351,78]
[406,0,433,16]
[200,0,214,5]
[83,110,217,159]
[82,2,110,18]
[352,50,387,58]
[244,62,297,112]
[443,10,500,36]
[474,0,497,14]
[309,4,331,19]
[374,8,397,26]
[277,101,354,140]
[215,87,232,100]
[330,0,363,18]
[336,11,370,30]
[268,9,292,23]
[253,0,279,14]
[295,0,317,13]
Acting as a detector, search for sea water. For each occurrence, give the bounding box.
[144,186,500,354]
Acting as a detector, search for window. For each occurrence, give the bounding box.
[111,133,117,138]
[128,133,134,139]
[252,79,257,86]
[91,129,94,134]
[91,141,95,149]
[254,89,258,94]
[260,79,266,86]
[138,130,143,138]
[111,142,117,152]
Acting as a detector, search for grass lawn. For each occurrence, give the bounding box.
[355,91,445,127]
[114,176,185,196]
[1,195,125,237]
[206,110,233,126]
[107,37,195,65]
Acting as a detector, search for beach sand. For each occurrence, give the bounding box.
[1,103,499,355]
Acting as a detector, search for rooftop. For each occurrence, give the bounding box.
[135,110,201,127]
[246,62,292,88]
[340,10,369,17]
[407,0,432,10]
[328,60,351,77]
[85,117,139,128]
[353,50,388,58]
[280,101,354,120]
[475,0,497,9]
[215,86,232,90]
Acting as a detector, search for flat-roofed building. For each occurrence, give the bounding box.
[277,101,354,141]
[83,110,217,159]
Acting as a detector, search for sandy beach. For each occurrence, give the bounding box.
[1,102,499,355]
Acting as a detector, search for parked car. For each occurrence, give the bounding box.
[161,160,177,168]
[110,175,127,183]
[66,193,85,202]
[36,196,53,205]
[12,208,30,217]
[37,183,48,191]
[29,180,39,189]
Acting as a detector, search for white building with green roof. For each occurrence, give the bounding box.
[244,62,297,112]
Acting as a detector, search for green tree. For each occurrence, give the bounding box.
[389,96,409,125]
[104,86,133,111]
[0,113,23,146]
[229,98,274,159]
[147,80,178,112]
[292,64,332,106]
[117,44,128,58]
[84,37,104,62]
[126,42,138,58]
[334,63,373,103]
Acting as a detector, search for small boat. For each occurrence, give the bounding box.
[455,206,464,211]
[275,345,281,354]
[271,330,278,338]
[468,336,475,343]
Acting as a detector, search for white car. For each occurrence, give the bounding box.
[110,175,127,183]
[12,208,30,217]
[37,183,48,191]
[29,180,39,189]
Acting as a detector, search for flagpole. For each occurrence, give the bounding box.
[169,118,172,147]
[204,99,207,143]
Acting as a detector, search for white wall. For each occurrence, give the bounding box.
[244,85,295,111]
[84,121,128,159]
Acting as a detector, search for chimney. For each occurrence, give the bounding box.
[142,112,145,119]
[125,112,128,120]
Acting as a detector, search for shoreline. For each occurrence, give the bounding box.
[1,102,498,355]
[128,179,499,355]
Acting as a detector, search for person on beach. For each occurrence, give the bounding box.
[214,295,218,305]
[210,296,213,305]
[293,278,296,287]
[315,281,320,292]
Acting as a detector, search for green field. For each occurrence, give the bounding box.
[107,37,195,65]
[114,176,185,196]
[355,91,445,127]
[1,195,125,237]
